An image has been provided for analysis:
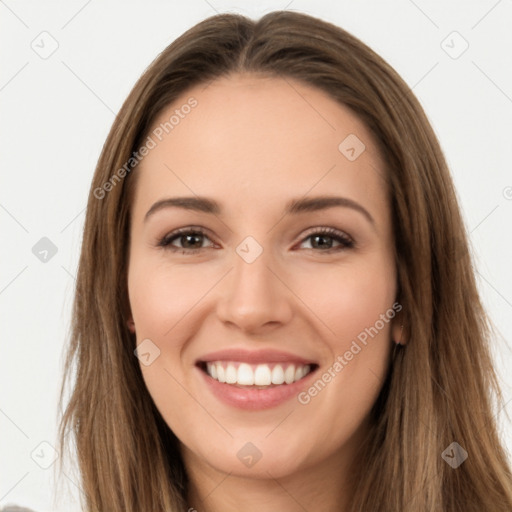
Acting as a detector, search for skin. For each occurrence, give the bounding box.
[127,73,404,512]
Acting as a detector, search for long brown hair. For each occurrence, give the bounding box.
[58,10,512,511]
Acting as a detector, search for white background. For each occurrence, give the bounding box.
[1,1,511,510]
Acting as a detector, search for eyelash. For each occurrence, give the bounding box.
[157,226,355,255]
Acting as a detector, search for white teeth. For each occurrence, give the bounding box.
[216,364,226,383]
[271,365,285,384]
[237,363,254,385]
[254,364,272,386]
[284,365,295,384]
[207,362,217,380]
[205,361,313,386]
[225,364,237,384]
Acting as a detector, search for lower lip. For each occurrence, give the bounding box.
[197,365,318,410]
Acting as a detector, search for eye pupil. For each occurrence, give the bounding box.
[182,233,203,248]
[161,228,351,254]
[311,235,333,249]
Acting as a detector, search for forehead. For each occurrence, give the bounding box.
[133,73,387,218]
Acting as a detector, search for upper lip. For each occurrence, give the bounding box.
[197,348,317,365]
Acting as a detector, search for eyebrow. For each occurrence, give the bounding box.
[144,195,375,226]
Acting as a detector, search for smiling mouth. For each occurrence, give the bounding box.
[197,361,318,388]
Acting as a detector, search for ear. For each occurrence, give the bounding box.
[391,309,406,345]
[126,315,136,333]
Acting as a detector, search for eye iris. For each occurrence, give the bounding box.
[181,233,203,249]
[311,234,333,249]
[164,230,348,251]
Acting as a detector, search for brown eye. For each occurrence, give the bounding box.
[158,227,213,253]
[157,226,354,255]
[299,228,354,252]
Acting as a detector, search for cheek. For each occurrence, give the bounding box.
[128,259,211,336]
[127,258,221,403]
[293,255,396,414]
[127,261,208,433]
[296,256,396,343]
[127,260,198,392]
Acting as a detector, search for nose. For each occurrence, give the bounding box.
[216,246,294,334]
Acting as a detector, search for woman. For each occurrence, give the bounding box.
[58,10,512,511]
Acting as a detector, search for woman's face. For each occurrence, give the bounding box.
[127,73,401,480]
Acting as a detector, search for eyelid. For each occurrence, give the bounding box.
[295,226,354,250]
[157,225,355,253]
[157,226,215,248]
[299,226,353,242]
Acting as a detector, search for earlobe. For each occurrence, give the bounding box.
[393,322,405,346]
[127,317,136,333]
[391,305,405,345]
[392,295,405,345]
